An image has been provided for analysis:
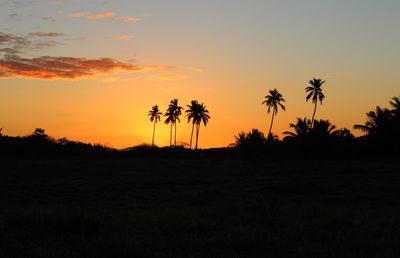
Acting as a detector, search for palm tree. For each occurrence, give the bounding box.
[306,78,326,127]
[390,96,400,117]
[283,117,312,141]
[194,103,210,150]
[185,100,210,150]
[148,105,162,146]
[262,88,286,140]
[164,106,175,147]
[354,106,392,135]
[185,100,200,149]
[170,99,183,147]
[165,99,184,147]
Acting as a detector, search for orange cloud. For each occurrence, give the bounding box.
[155,74,188,81]
[114,16,142,22]
[70,12,115,20]
[110,35,133,41]
[0,55,169,80]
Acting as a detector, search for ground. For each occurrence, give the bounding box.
[1,157,399,257]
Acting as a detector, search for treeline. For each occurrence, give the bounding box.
[0,128,109,158]
[232,95,400,157]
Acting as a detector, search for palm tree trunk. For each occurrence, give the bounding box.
[195,123,200,150]
[268,109,275,140]
[311,101,317,128]
[152,120,156,146]
[174,123,177,147]
[169,123,173,147]
[189,122,195,149]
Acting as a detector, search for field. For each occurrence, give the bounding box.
[1,157,400,257]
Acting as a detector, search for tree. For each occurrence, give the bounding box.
[164,99,183,147]
[262,88,286,140]
[194,102,210,150]
[232,129,266,149]
[390,96,400,117]
[185,100,210,149]
[185,100,200,149]
[306,78,326,127]
[353,106,392,136]
[148,105,162,146]
[283,117,312,141]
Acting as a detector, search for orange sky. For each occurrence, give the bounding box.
[1,1,399,148]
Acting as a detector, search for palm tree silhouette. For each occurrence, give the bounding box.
[354,106,392,135]
[164,106,175,147]
[148,105,162,146]
[283,117,312,140]
[194,102,210,150]
[185,100,210,149]
[306,78,326,127]
[390,96,400,117]
[170,99,183,147]
[262,88,286,140]
[185,100,199,149]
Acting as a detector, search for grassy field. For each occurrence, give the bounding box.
[1,157,400,257]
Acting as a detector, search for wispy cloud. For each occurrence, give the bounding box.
[69,12,142,22]
[325,72,353,79]
[114,16,142,22]
[70,12,114,20]
[109,35,133,41]
[0,32,168,80]
[0,55,169,80]
[155,74,188,81]
[29,32,64,37]
[0,32,60,54]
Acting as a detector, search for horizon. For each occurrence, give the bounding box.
[1,0,399,149]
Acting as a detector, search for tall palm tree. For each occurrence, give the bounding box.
[148,105,162,146]
[164,106,175,147]
[169,99,183,147]
[185,100,200,149]
[306,78,326,127]
[262,88,286,139]
[194,102,210,150]
[185,100,210,149]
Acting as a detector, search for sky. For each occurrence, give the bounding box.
[0,0,399,148]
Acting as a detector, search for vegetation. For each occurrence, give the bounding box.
[262,88,286,140]
[305,78,326,127]
[185,100,210,150]
[148,105,162,146]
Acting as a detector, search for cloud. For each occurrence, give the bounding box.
[114,16,142,22]
[0,32,59,54]
[29,32,64,37]
[109,35,133,41]
[325,72,353,79]
[69,12,142,22]
[70,12,114,20]
[155,75,188,81]
[0,54,169,80]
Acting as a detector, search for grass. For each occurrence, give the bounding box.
[0,157,400,257]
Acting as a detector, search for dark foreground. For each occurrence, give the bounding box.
[1,157,400,258]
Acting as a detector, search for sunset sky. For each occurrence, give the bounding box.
[1,0,399,148]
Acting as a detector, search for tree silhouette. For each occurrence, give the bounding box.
[164,99,184,147]
[185,100,210,150]
[233,129,266,149]
[0,128,2,137]
[262,88,286,140]
[283,118,311,141]
[164,105,175,147]
[306,78,326,127]
[148,105,162,146]
[390,96,400,117]
[353,106,392,136]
